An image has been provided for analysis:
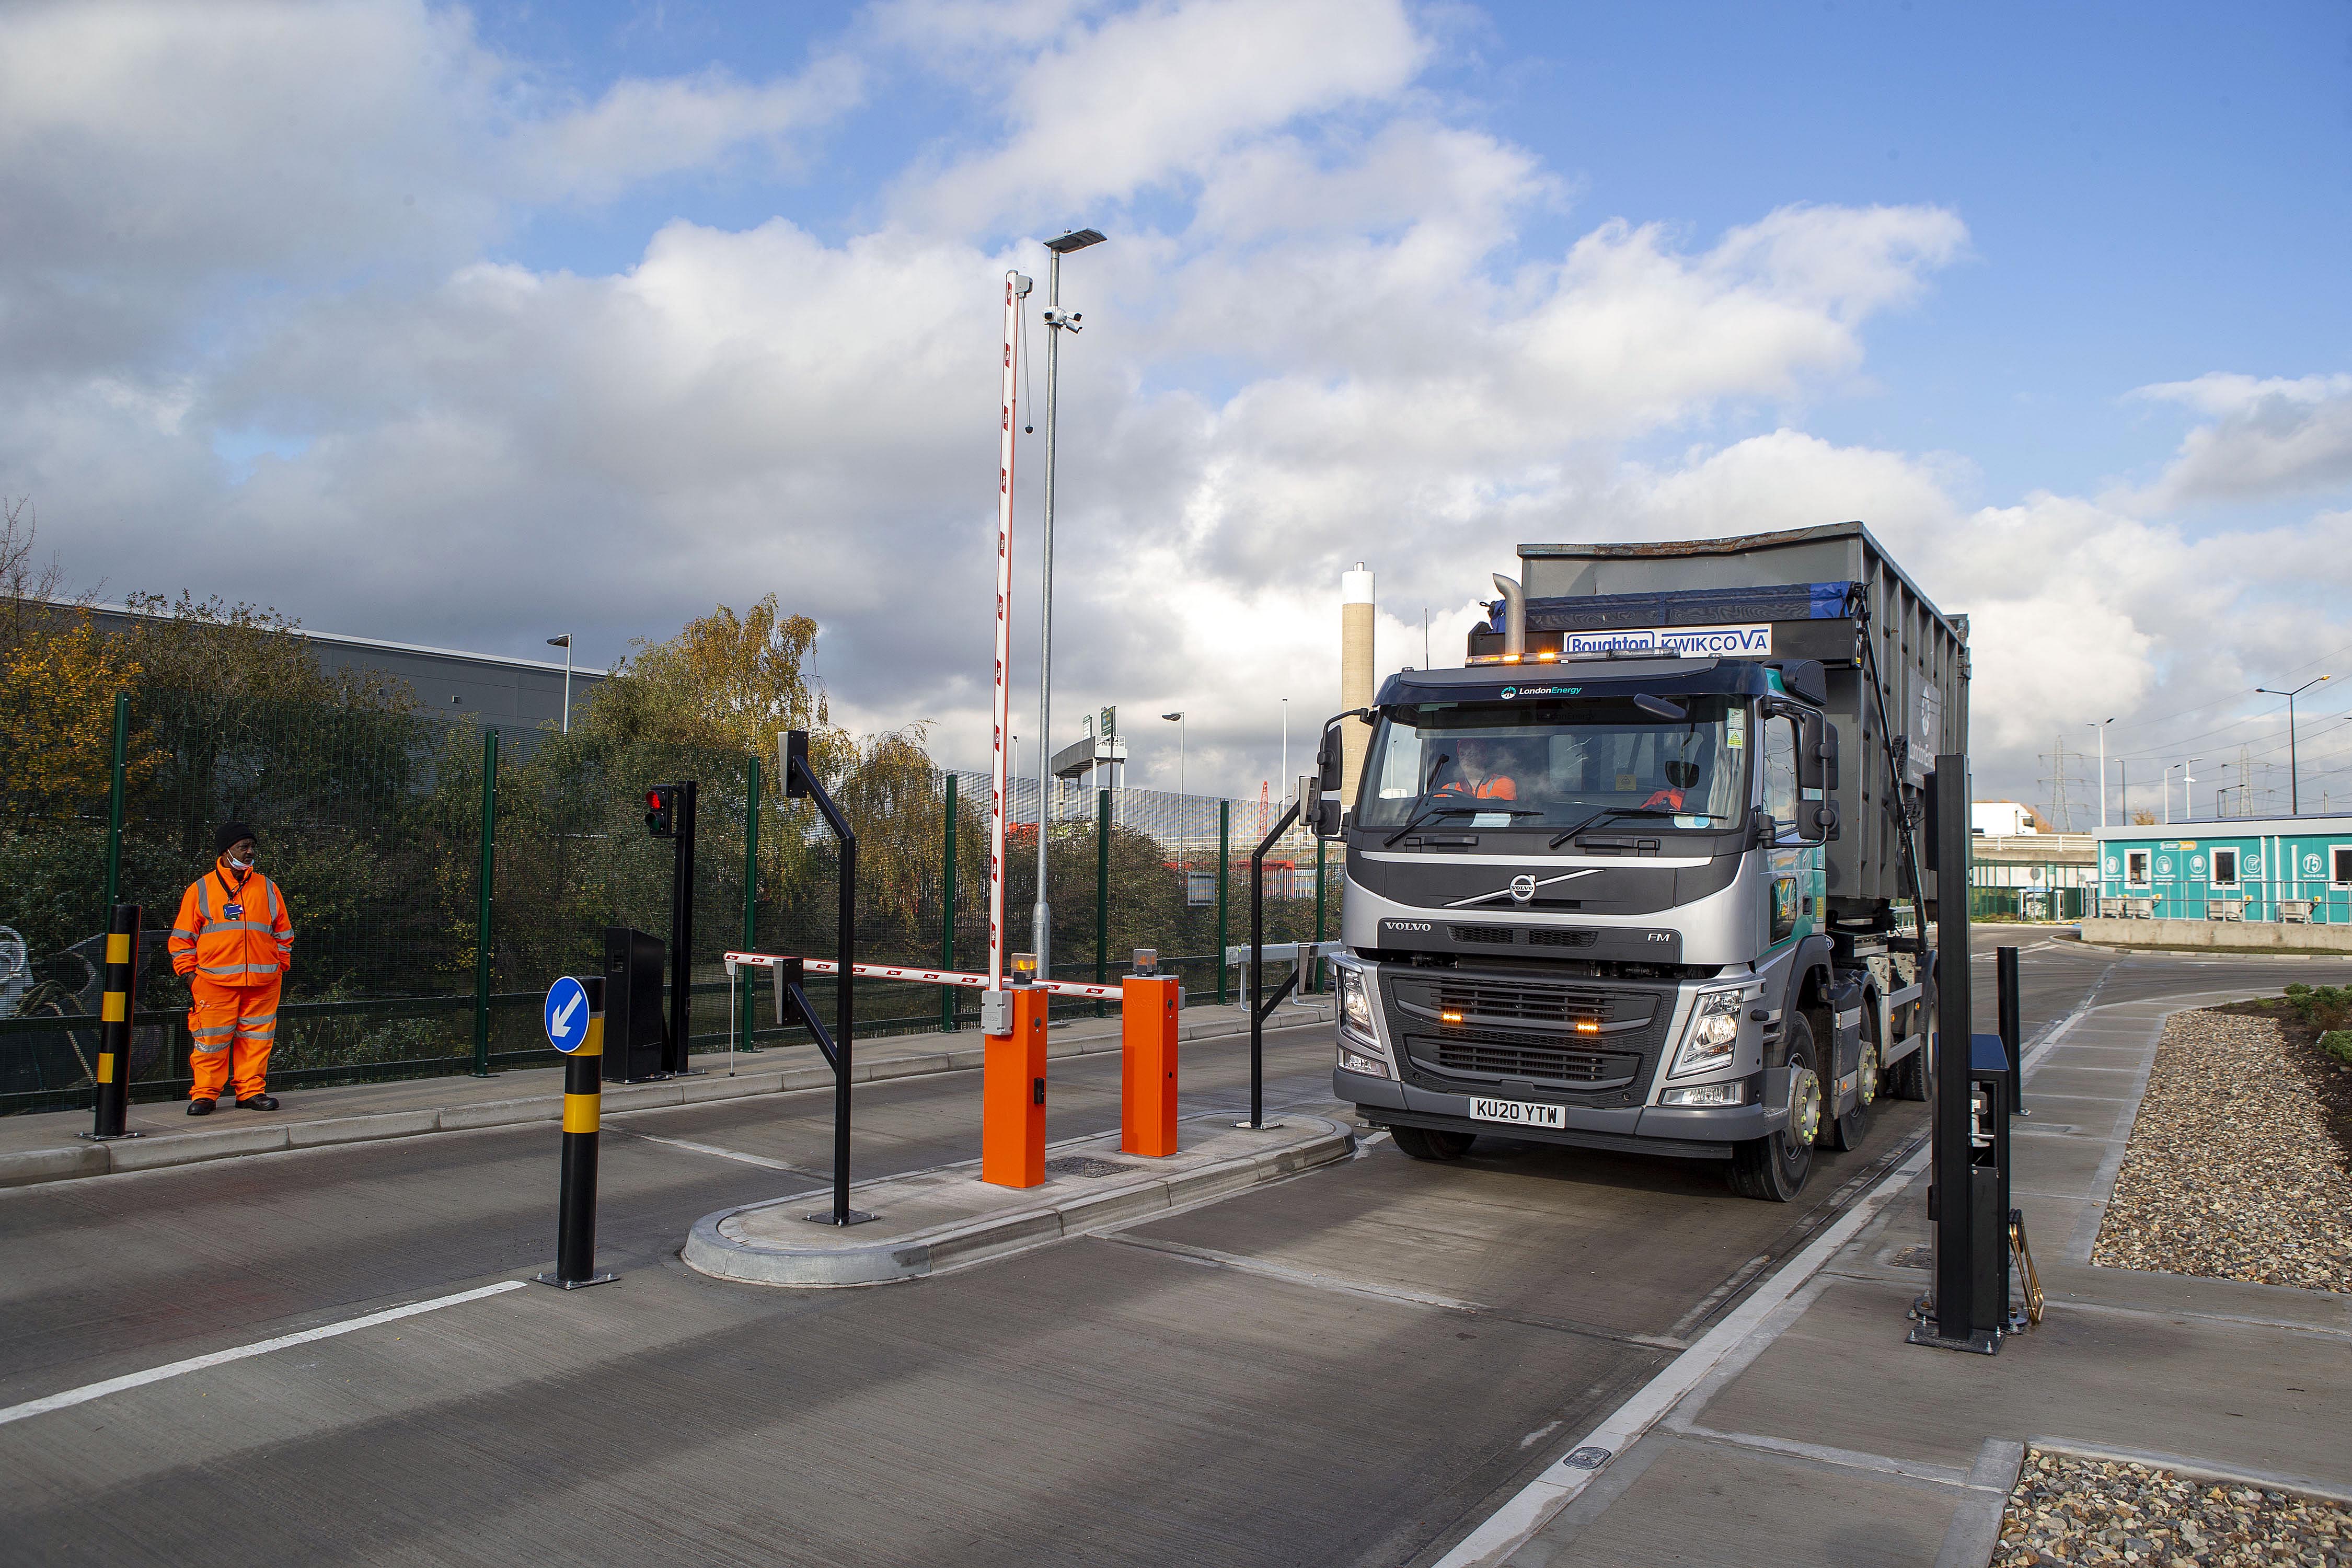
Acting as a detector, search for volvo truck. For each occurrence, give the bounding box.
[1318,522,1967,1201]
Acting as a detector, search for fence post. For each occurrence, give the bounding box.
[741,754,760,1054]
[1313,836,1327,990]
[1216,800,1230,1006]
[472,728,497,1078]
[1095,788,1111,1018]
[941,775,958,1033]
[103,693,129,912]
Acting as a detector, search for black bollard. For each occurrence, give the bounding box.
[81,903,144,1142]
[1996,945,2025,1113]
[537,976,617,1289]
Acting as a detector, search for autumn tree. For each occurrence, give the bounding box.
[575,595,947,966]
[0,500,151,830]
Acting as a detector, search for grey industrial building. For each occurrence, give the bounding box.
[83,605,603,731]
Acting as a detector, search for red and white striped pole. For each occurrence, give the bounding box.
[991,269,1028,989]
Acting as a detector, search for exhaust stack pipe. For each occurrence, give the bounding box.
[1491,573,1526,660]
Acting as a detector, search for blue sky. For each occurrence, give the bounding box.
[469,0,2351,507]
[4,0,2349,814]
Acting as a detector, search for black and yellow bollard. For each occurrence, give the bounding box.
[536,975,617,1289]
[80,903,144,1143]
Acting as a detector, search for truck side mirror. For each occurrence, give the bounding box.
[1815,717,1840,792]
[1301,774,1343,838]
[1812,800,1841,842]
[1316,723,1345,792]
[1795,712,1829,796]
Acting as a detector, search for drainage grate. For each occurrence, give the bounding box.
[1044,1156,1133,1179]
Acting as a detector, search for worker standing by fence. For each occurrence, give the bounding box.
[169,822,294,1115]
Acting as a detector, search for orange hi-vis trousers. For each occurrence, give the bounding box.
[189,976,281,1101]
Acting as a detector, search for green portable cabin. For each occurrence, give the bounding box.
[2094,816,2352,922]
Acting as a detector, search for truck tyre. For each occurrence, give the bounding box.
[1826,999,1881,1151]
[1390,1125,1478,1161]
[1885,1038,1929,1101]
[1730,1014,1820,1202]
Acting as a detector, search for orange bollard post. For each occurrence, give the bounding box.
[1120,969,1180,1157]
[982,983,1048,1187]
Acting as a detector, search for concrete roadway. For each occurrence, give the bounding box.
[1,933,2341,1567]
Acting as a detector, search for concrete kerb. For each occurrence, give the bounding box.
[0,999,1337,1191]
[682,1114,1355,1288]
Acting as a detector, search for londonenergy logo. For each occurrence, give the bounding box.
[1499,685,1582,699]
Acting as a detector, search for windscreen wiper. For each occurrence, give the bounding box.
[1547,805,1713,849]
[1383,803,1541,848]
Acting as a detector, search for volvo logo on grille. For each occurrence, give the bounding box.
[1509,874,1536,903]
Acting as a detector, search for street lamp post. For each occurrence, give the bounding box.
[1280,697,1289,812]
[2255,675,2330,815]
[1162,711,1185,881]
[1032,225,1107,979]
[546,635,572,734]
[2089,717,2113,828]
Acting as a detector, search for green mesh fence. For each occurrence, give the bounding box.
[0,694,1340,1114]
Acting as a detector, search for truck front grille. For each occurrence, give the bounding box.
[1381,972,1674,1103]
[1421,1032,1641,1088]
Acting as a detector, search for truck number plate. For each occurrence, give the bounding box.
[1469,1097,1565,1129]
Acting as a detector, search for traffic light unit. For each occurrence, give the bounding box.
[645,785,679,838]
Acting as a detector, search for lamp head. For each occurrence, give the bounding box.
[1044,227,1107,253]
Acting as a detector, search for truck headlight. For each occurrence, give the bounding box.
[1660,1081,1745,1107]
[1669,988,1746,1077]
[1337,966,1376,1040]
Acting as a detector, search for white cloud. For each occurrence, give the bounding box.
[2130,372,2352,507]
[901,0,1427,230]
[14,0,2347,820]
[514,57,865,201]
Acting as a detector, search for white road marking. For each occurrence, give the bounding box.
[625,1132,818,1174]
[0,1279,528,1429]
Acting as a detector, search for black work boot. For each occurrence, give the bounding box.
[235,1093,280,1111]
[188,1098,215,1116]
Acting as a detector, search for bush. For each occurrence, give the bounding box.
[2280,984,2352,1033]
[2320,1030,2352,1067]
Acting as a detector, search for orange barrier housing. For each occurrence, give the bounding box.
[982,985,1049,1187]
[1120,974,1180,1157]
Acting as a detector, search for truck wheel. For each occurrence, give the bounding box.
[1730,1016,1820,1202]
[1885,1035,1929,1102]
[1827,1008,1881,1152]
[1390,1125,1478,1161]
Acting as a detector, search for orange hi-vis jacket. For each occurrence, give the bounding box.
[170,862,294,985]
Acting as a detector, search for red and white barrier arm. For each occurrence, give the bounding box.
[723,952,1125,1001]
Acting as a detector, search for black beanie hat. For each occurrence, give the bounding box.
[215,822,258,857]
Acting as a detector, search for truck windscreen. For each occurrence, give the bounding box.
[1355,696,1748,833]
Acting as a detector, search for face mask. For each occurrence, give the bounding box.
[228,851,256,870]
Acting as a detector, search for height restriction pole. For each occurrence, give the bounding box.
[989,268,1031,990]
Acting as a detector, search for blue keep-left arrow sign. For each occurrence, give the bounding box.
[544,976,590,1053]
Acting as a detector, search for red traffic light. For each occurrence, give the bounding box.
[645,786,676,838]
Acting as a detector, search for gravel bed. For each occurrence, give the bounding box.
[2090,1010,2352,1293]
[1996,1448,2351,1566]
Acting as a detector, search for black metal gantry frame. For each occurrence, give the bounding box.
[1243,797,1305,1129]
[1912,754,2005,1354]
[782,731,867,1227]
